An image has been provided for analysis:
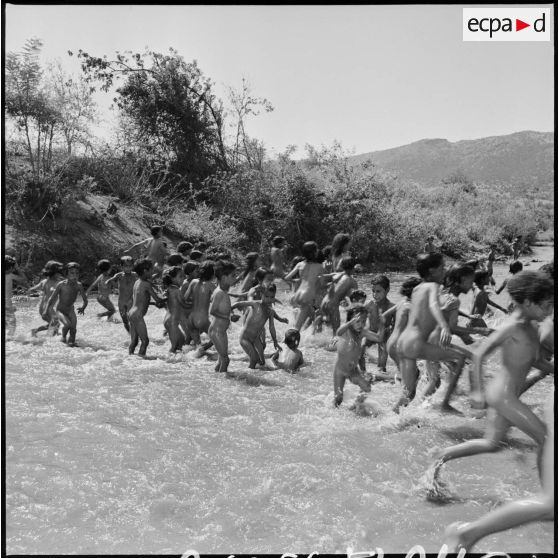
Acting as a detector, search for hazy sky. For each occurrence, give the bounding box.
[4,4,554,156]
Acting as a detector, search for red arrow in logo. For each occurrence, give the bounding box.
[516,19,530,31]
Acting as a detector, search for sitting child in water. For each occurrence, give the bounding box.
[86,259,116,320]
[429,270,554,491]
[272,328,304,372]
[29,260,64,337]
[106,256,137,332]
[333,305,381,408]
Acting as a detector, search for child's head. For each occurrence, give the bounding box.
[331,233,351,256]
[133,258,153,278]
[150,225,163,238]
[465,259,479,270]
[509,260,523,274]
[196,241,209,252]
[371,275,390,302]
[272,235,286,248]
[340,256,356,272]
[346,304,368,331]
[416,252,445,282]
[66,262,80,280]
[183,261,200,278]
[4,255,17,272]
[262,283,277,304]
[538,261,554,281]
[444,264,475,293]
[244,252,260,272]
[507,271,554,320]
[162,266,185,287]
[349,289,367,304]
[284,328,301,350]
[120,255,134,272]
[301,241,318,262]
[215,261,237,284]
[189,250,203,261]
[322,245,332,260]
[216,252,231,261]
[97,259,112,274]
[166,253,184,267]
[198,261,215,282]
[42,260,64,277]
[255,267,274,287]
[474,270,490,289]
[176,241,193,255]
[400,276,422,299]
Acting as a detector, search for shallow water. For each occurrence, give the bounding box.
[4,246,554,554]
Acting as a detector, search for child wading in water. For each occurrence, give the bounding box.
[284,241,324,331]
[232,284,281,369]
[128,258,165,356]
[45,262,88,346]
[29,260,64,336]
[270,236,288,279]
[86,259,116,320]
[272,328,304,372]
[162,266,187,353]
[428,270,554,494]
[5,255,27,338]
[106,256,137,332]
[393,253,466,414]
[496,260,523,312]
[333,305,381,408]
[468,269,508,328]
[209,261,238,372]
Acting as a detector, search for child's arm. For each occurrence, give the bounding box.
[272,310,289,324]
[495,278,508,295]
[85,275,101,296]
[105,272,122,287]
[231,300,258,311]
[336,315,361,337]
[362,327,382,343]
[146,282,164,305]
[124,238,148,254]
[28,279,46,294]
[486,297,508,314]
[77,283,88,314]
[267,314,280,351]
[427,284,452,346]
[381,304,398,320]
[283,263,302,282]
[181,279,197,303]
[458,309,475,320]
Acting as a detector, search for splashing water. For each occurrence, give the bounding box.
[4,250,554,554]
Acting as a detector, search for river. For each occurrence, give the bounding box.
[4,244,554,554]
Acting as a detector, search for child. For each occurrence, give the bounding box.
[393,253,464,414]
[29,260,64,336]
[330,233,352,271]
[162,266,188,353]
[182,260,216,348]
[237,252,261,294]
[496,260,524,312]
[189,250,203,263]
[270,236,287,279]
[468,270,508,328]
[429,270,554,489]
[128,258,165,356]
[4,255,27,337]
[86,259,116,320]
[486,245,496,286]
[321,245,334,274]
[349,289,367,306]
[106,256,137,332]
[385,276,422,382]
[320,256,358,336]
[166,253,185,267]
[284,241,324,331]
[271,328,304,372]
[362,275,395,374]
[287,255,304,293]
[333,305,381,407]
[124,225,168,277]
[231,284,281,369]
[176,241,193,259]
[179,261,200,344]
[423,236,436,254]
[45,262,88,346]
[208,261,237,372]
[511,236,522,260]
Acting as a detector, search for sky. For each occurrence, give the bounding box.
[4,4,554,157]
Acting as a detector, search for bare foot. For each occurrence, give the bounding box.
[443,522,471,552]
[439,403,464,416]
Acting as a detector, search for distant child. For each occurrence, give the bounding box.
[270,236,287,279]
[486,245,496,286]
[284,241,324,330]
[106,256,137,332]
[86,259,116,320]
[189,250,203,263]
[4,255,27,337]
[208,261,237,372]
[511,235,522,260]
[162,266,188,353]
[128,258,165,356]
[182,260,216,347]
[272,328,304,372]
[124,225,168,277]
[287,255,304,292]
[29,260,64,336]
[237,252,261,295]
[361,275,395,374]
[393,253,465,413]
[45,262,88,346]
[231,284,281,368]
[331,233,352,271]
[349,289,367,306]
[333,305,381,407]
[496,260,523,312]
[423,236,436,254]
[176,241,193,259]
[179,261,200,344]
[321,245,334,274]
[429,270,554,489]
[468,270,508,328]
[166,253,185,267]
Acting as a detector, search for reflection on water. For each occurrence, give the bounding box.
[5,247,554,553]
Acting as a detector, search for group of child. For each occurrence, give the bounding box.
[5,227,554,552]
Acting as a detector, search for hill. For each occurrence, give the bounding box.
[350,131,554,190]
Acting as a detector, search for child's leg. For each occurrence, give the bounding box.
[210,326,229,372]
[393,357,419,413]
[348,369,372,393]
[57,310,71,342]
[97,295,116,318]
[67,308,78,345]
[5,307,16,337]
[333,367,346,407]
[129,320,139,354]
[440,353,467,413]
[119,302,130,332]
[136,318,150,356]
[377,340,389,371]
[240,334,260,368]
[294,303,312,331]
[169,324,186,352]
[423,361,441,398]
[254,334,266,365]
[330,306,341,336]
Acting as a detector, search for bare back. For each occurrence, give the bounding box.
[292,262,323,305]
[130,279,154,318]
[403,282,442,341]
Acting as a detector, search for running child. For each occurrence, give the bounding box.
[468,269,508,328]
[486,245,496,286]
[128,258,165,356]
[270,236,287,279]
[333,305,381,407]
[162,266,188,353]
[271,328,304,372]
[124,225,168,277]
[236,252,261,295]
[29,260,64,336]
[330,233,352,271]
[178,261,200,345]
[231,284,281,369]
[106,256,137,332]
[208,261,237,372]
[4,255,27,338]
[86,259,116,320]
[45,262,88,347]
[429,270,554,490]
